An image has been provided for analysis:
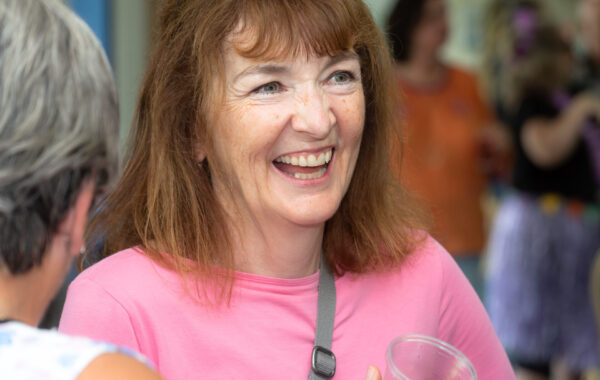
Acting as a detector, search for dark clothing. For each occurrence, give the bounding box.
[572,55,600,96]
[510,92,597,202]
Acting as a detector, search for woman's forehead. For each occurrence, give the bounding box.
[224,15,355,62]
[222,26,357,65]
[226,34,358,61]
[222,44,360,80]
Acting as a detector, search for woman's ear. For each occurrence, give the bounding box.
[56,180,95,256]
[194,141,207,162]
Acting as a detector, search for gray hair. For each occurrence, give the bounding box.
[0,0,119,274]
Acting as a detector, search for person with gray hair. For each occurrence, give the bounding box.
[0,0,161,378]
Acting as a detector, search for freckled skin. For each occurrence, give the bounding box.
[209,47,365,230]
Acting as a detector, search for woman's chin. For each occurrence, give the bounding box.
[276,201,340,228]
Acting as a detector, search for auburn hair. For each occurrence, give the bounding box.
[87,0,426,300]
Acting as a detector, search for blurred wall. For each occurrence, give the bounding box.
[66,0,154,147]
[366,0,578,69]
[111,0,155,143]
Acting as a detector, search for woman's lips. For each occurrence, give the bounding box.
[273,148,333,179]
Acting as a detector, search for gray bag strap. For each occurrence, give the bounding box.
[308,255,337,379]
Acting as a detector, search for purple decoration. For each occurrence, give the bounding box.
[513,6,538,59]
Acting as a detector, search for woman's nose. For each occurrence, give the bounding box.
[291,86,336,139]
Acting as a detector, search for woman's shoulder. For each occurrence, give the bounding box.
[0,321,152,379]
[444,65,484,96]
[346,234,455,287]
[446,65,477,83]
[77,352,162,380]
[79,247,154,277]
[72,247,174,297]
[338,234,469,317]
[401,233,455,273]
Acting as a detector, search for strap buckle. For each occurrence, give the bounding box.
[311,345,336,378]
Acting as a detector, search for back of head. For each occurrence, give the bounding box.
[507,9,570,105]
[0,0,119,275]
[386,0,427,62]
[480,0,565,109]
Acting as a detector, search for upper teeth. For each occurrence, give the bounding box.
[275,149,332,167]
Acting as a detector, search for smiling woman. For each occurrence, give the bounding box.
[211,51,366,270]
[84,0,420,287]
[58,0,515,379]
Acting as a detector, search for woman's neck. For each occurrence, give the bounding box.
[0,271,45,326]
[228,216,323,279]
[396,56,446,88]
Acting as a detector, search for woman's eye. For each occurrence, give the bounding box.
[253,82,282,95]
[330,71,355,84]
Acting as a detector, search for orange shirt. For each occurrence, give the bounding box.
[392,66,492,255]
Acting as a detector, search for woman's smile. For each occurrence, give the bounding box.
[273,147,333,180]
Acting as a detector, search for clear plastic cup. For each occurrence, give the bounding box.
[383,334,477,380]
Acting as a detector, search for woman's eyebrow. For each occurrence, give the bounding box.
[234,64,290,82]
[233,52,360,83]
[323,51,360,71]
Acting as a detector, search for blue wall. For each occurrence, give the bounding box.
[67,0,111,60]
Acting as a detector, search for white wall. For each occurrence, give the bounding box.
[364,0,396,27]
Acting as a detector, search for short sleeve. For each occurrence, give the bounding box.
[435,244,515,379]
[512,94,558,135]
[59,277,141,353]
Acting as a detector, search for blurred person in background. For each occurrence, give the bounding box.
[574,0,600,185]
[0,0,161,378]
[482,1,600,378]
[386,0,510,299]
[480,0,546,124]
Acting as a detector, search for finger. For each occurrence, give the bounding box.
[365,365,382,380]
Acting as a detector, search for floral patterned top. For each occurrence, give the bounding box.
[0,320,152,380]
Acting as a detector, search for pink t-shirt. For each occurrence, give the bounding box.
[59,237,514,379]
